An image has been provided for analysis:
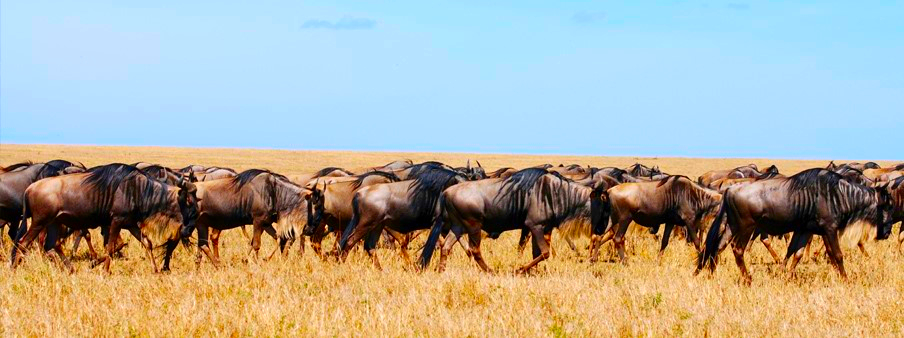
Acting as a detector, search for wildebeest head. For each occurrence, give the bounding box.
[177,180,200,239]
[874,183,896,240]
[303,181,326,236]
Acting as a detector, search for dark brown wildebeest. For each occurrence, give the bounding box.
[0,161,86,249]
[419,168,608,273]
[338,168,468,269]
[829,161,881,173]
[604,176,723,263]
[11,163,198,273]
[193,169,307,266]
[697,168,895,284]
[303,171,401,258]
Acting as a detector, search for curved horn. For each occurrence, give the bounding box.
[476,160,483,168]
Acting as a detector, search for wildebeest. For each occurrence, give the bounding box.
[11,163,198,272]
[863,164,904,181]
[602,176,723,263]
[828,161,881,173]
[366,160,414,173]
[1,160,86,244]
[419,168,607,273]
[196,166,238,181]
[697,168,895,283]
[698,164,760,187]
[626,163,669,180]
[193,169,307,266]
[488,167,517,179]
[303,171,401,258]
[453,160,487,181]
[880,177,904,252]
[288,167,356,187]
[338,168,468,269]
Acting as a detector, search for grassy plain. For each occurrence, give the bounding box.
[0,144,902,337]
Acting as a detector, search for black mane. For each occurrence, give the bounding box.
[494,168,575,226]
[786,168,876,224]
[36,160,80,180]
[231,169,274,190]
[408,168,464,221]
[2,161,34,172]
[350,171,400,190]
[489,167,514,177]
[84,163,173,218]
[314,167,355,178]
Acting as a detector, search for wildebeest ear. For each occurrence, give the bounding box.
[476,160,483,168]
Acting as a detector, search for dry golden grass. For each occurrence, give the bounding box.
[1,144,902,337]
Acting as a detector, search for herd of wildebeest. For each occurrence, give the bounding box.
[0,159,902,283]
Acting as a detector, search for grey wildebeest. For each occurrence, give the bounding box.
[603,175,723,263]
[11,163,198,273]
[419,168,608,273]
[193,169,307,266]
[288,167,356,187]
[697,168,895,284]
[338,168,468,269]
[302,171,401,258]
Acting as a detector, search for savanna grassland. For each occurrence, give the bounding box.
[1,144,902,337]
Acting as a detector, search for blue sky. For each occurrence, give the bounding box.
[1,1,901,159]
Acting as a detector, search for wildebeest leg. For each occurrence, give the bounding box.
[195,225,219,268]
[127,227,159,273]
[263,225,280,261]
[759,235,782,264]
[898,228,904,254]
[518,225,550,273]
[437,223,463,273]
[564,236,578,254]
[465,224,490,272]
[247,221,268,262]
[385,229,412,266]
[517,228,530,254]
[613,219,632,264]
[102,219,127,273]
[784,232,812,275]
[161,240,178,272]
[821,230,847,279]
[11,213,51,268]
[730,225,755,285]
[310,224,326,259]
[658,223,675,261]
[856,238,869,258]
[363,228,383,270]
[239,225,251,240]
[209,228,222,260]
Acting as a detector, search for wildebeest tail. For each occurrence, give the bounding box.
[418,194,446,270]
[698,191,729,272]
[338,195,361,254]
